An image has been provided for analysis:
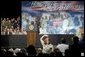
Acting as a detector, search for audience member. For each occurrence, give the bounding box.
[26,45,37,56]
[79,34,84,52]
[40,35,54,54]
[69,36,81,56]
[56,38,69,56]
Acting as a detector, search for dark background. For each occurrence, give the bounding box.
[1,0,20,18]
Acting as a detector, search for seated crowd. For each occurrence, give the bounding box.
[1,35,84,56]
[1,17,27,35]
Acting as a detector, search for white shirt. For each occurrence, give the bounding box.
[42,44,53,54]
[40,35,54,54]
[56,44,69,56]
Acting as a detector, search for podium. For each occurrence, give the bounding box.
[27,31,37,46]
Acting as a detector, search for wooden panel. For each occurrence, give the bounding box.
[27,32,37,46]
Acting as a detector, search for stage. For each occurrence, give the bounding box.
[1,34,74,48]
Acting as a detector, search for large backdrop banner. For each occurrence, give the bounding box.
[22,1,84,34]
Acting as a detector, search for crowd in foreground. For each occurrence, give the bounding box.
[1,35,84,56]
